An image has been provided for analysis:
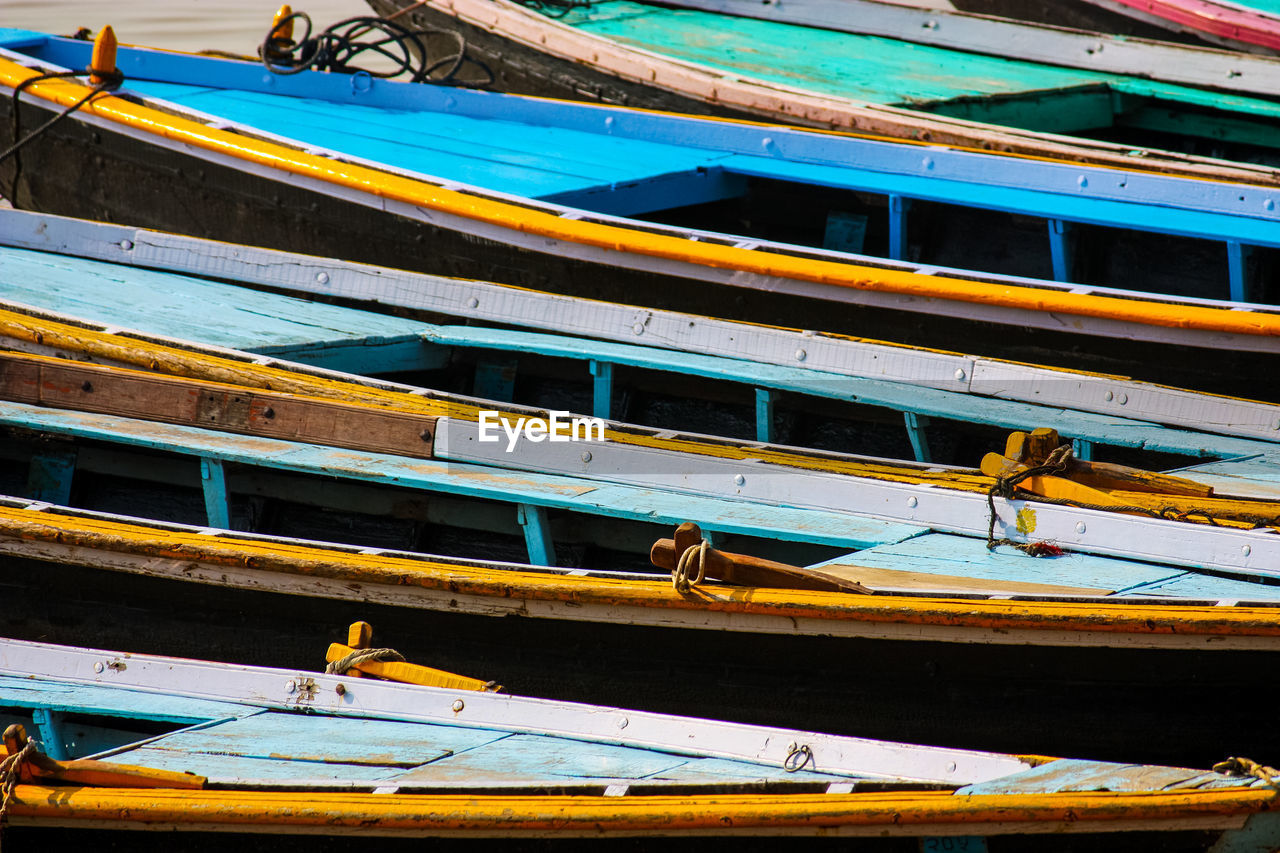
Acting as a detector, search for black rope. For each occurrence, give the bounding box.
[511,0,593,18]
[3,68,124,201]
[260,13,492,87]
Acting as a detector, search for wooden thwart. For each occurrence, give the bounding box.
[0,351,437,457]
[2,724,206,789]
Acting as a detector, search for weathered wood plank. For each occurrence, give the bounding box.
[0,352,438,458]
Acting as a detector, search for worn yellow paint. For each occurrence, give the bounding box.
[2,57,1279,339]
[1014,507,1037,535]
[0,314,992,491]
[325,642,496,690]
[6,505,1280,640]
[2,784,1270,834]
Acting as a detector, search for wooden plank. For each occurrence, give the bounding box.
[0,352,438,458]
[805,563,1114,597]
[806,533,1187,594]
[956,758,1248,795]
[133,712,511,767]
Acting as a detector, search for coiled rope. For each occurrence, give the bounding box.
[261,13,492,86]
[671,539,708,593]
[0,735,35,830]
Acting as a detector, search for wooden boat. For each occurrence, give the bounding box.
[3,30,1280,395]
[364,0,1280,176]
[3,631,1278,845]
[964,0,1280,55]
[3,224,1280,760]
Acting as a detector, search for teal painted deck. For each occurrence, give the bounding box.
[0,247,440,374]
[807,533,1280,600]
[556,1,1280,134]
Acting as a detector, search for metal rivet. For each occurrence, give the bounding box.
[420,428,432,441]
[762,137,774,150]
[285,680,296,693]
[1266,199,1276,211]
[907,496,918,508]
[263,407,275,419]
[466,297,479,309]
[954,368,966,381]
[452,699,465,712]
[335,684,346,696]
[632,323,645,335]
[618,717,629,729]
[924,19,938,28]
[93,662,105,673]
[81,381,93,393]
[581,451,592,463]
[1075,521,1086,534]
[1077,176,1088,188]
[734,474,746,486]
[604,116,614,129]
[1243,545,1252,557]
[316,272,330,284]
[922,156,934,169]
[1104,391,1114,402]
[1272,418,1279,431]
[946,761,957,773]
[1118,394,1128,405]
[119,240,133,250]
[794,349,806,361]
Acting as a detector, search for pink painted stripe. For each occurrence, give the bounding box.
[1103,0,1280,51]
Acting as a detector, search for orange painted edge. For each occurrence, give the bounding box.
[1,56,1277,340]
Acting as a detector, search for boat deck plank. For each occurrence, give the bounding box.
[0,247,442,374]
[0,674,254,723]
[1170,454,1280,500]
[0,401,928,549]
[808,533,1280,600]
[956,758,1253,795]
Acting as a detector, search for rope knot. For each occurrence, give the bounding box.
[325,647,405,675]
[1213,756,1280,787]
[0,728,37,826]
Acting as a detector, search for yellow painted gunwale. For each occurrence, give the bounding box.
[2,58,1278,340]
[3,785,1271,833]
[7,505,1280,638]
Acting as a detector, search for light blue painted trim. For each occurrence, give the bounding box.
[31,707,69,761]
[1227,240,1254,303]
[200,457,231,530]
[755,387,775,444]
[27,449,76,505]
[0,402,924,550]
[517,503,557,566]
[419,326,1274,460]
[589,360,614,420]
[887,195,911,261]
[1048,219,1074,283]
[903,412,931,464]
[1072,438,1094,462]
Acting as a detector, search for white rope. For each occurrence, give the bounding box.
[672,539,708,593]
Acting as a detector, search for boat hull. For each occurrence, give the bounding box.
[1,95,1273,397]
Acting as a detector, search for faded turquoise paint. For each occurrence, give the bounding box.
[956,758,1258,795]
[0,247,439,373]
[0,400,929,550]
[557,1,1280,133]
[807,533,1280,599]
[0,674,253,723]
[421,326,1275,461]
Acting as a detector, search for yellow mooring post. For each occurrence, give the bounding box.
[88,26,117,85]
